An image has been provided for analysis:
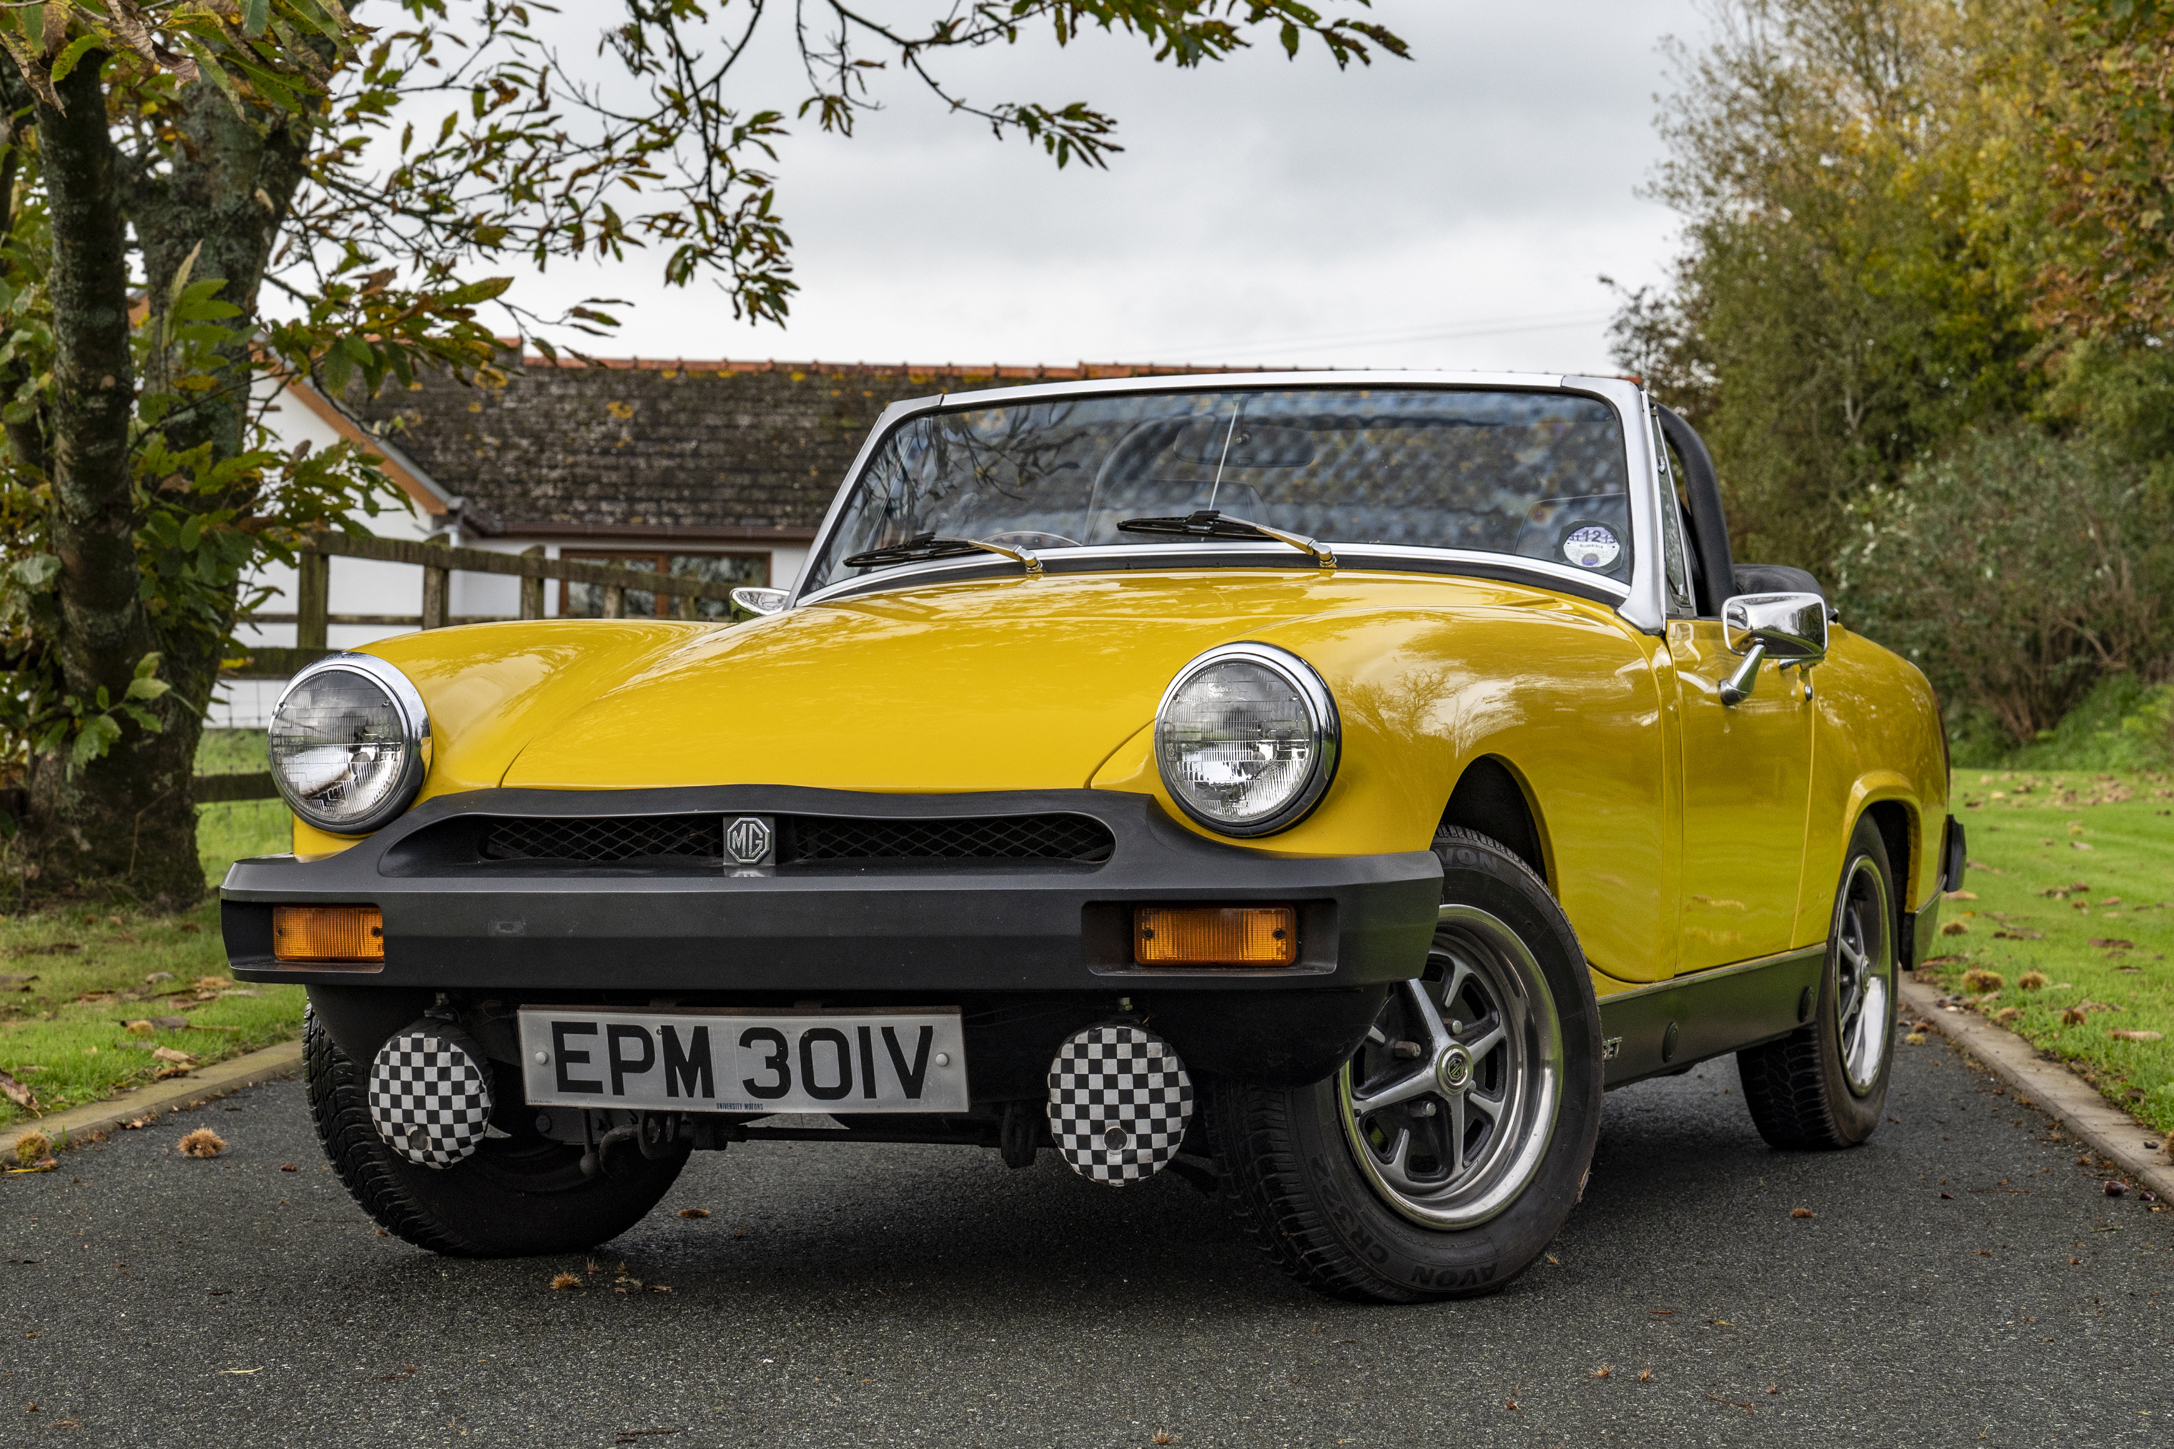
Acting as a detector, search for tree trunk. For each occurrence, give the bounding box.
[12,59,308,907]
[10,54,197,904]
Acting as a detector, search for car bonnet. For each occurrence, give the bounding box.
[498,569,1420,793]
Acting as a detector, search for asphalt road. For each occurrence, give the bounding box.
[4,1032,2169,1449]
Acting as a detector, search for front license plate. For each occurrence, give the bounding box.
[517,1007,969,1114]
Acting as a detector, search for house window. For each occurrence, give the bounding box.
[561,552,770,619]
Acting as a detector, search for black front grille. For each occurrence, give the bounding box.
[470,812,1113,867]
[781,813,1113,864]
[482,815,722,863]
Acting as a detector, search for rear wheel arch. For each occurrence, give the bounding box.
[1862,798,1916,924]
[1440,755,1550,888]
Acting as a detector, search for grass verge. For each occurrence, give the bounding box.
[0,796,294,1132]
[1923,768,2174,1136]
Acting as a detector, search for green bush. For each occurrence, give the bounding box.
[1948,672,2174,770]
[1838,429,2173,746]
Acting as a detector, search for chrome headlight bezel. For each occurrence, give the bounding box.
[1153,642,1340,838]
[267,653,433,836]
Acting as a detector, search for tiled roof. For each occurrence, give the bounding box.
[343,356,1243,540]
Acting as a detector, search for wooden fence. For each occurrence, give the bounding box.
[204,533,743,802]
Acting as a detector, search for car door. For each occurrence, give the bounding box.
[1666,621,1816,970]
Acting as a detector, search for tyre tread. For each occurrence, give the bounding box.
[305,1006,488,1256]
[1205,826,1577,1304]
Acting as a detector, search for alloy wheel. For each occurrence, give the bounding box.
[1338,904,1563,1229]
[1834,856,1894,1096]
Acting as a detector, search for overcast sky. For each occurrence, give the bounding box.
[501,1,1706,375]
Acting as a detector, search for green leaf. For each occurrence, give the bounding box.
[241,0,271,38]
[124,676,170,703]
[10,553,59,590]
[439,276,515,306]
[69,713,121,771]
[47,34,100,87]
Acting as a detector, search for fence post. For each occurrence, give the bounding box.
[519,546,545,620]
[421,562,450,629]
[296,551,329,650]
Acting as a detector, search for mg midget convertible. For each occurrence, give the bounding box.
[224,372,1960,1302]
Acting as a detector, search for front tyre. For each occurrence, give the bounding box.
[306,1007,688,1257]
[1205,827,1603,1302]
[1736,814,1898,1149]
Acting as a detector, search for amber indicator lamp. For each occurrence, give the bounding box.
[272,904,386,963]
[1134,905,1296,966]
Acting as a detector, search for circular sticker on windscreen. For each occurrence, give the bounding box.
[1562,525,1621,570]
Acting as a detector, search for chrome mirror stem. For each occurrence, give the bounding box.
[1720,642,1765,705]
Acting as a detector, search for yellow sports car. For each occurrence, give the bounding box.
[224,372,1958,1301]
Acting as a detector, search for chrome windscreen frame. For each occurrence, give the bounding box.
[785,371,1670,634]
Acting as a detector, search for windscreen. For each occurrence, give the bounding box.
[800,387,1631,596]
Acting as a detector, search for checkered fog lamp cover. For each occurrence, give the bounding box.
[367,1022,494,1169]
[1046,1023,1194,1185]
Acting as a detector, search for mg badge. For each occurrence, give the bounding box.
[724,815,775,868]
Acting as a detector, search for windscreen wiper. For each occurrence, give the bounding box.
[841,531,1041,577]
[1116,510,1336,568]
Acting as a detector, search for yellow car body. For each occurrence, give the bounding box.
[293,569,1947,999]
[228,373,1957,1296]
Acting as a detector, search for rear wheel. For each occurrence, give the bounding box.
[1206,827,1603,1302]
[306,1007,687,1256]
[1737,814,1897,1149]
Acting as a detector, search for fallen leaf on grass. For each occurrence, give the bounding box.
[676,1208,710,1219]
[1993,930,2045,940]
[152,1066,191,1081]
[1940,920,1970,936]
[151,1047,194,1065]
[2110,1030,2164,1042]
[143,971,173,983]
[2073,841,2095,850]
[0,1069,39,1113]
[2089,939,2135,950]
[1944,889,1977,900]
[178,1129,226,1158]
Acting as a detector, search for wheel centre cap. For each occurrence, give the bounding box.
[1435,1043,1473,1092]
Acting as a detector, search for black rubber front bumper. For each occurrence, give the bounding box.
[223,784,1440,991]
[223,786,1441,1089]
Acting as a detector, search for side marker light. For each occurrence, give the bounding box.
[1134,905,1296,966]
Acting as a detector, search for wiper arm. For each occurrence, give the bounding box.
[1116,510,1336,568]
[841,531,1041,577]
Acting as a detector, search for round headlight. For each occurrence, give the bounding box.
[1154,643,1338,837]
[268,654,432,835]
